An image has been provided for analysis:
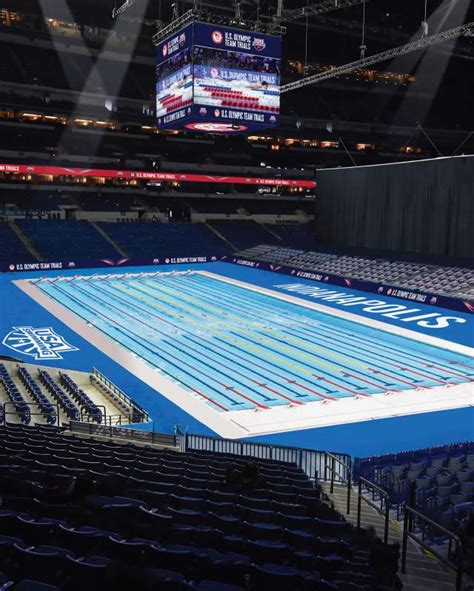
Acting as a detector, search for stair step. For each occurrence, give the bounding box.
[402,566,454,583]
[401,574,455,590]
[323,485,458,590]
[403,555,445,570]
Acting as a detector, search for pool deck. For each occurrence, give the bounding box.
[14,269,474,439]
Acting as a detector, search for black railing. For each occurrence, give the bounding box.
[91,368,149,422]
[185,433,351,482]
[2,401,61,427]
[402,505,464,591]
[69,420,177,448]
[324,451,352,515]
[80,404,107,425]
[357,476,391,543]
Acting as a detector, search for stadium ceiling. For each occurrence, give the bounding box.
[280,0,370,21]
[281,20,474,92]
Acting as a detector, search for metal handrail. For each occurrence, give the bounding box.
[402,504,464,591]
[185,432,351,482]
[80,404,107,426]
[325,451,352,514]
[357,476,391,543]
[2,401,61,427]
[91,367,149,421]
[68,420,177,448]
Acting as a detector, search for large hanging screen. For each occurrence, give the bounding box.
[156,22,281,133]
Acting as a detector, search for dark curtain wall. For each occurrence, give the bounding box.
[315,156,474,259]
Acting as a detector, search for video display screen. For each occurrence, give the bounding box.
[193,23,281,128]
[155,22,282,132]
[156,23,193,127]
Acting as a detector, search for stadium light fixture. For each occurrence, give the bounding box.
[57,0,149,157]
[38,0,104,99]
[112,0,137,19]
[389,0,471,132]
[363,0,466,127]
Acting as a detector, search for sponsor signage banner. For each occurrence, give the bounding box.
[0,163,315,188]
[1,256,217,274]
[4,253,468,315]
[223,257,474,315]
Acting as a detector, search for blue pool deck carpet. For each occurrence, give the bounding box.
[1,261,473,457]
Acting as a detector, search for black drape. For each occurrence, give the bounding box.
[315,156,474,259]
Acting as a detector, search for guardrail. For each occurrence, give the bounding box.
[324,451,353,514]
[357,476,391,543]
[2,401,61,427]
[80,405,107,425]
[402,505,464,591]
[91,368,150,422]
[69,420,177,448]
[184,433,350,482]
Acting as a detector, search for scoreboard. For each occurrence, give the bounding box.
[156,22,281,133]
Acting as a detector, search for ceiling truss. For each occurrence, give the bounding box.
[281,21,474,93]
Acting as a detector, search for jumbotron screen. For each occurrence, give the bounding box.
[156,22,281,133]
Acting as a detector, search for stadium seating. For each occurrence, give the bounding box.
[16,220,120,261]
[266,224,316,248]
[78,193,143,212]
[236,245,474,302]
[0,223,37,263]
[208,220,278,250]
[17,367,57,426]
[0,424,401,590]
[97,222,230,258]
[0,192,75,214]
[355,442,474,530]
[0,363,143,428]
[0,365,31,425]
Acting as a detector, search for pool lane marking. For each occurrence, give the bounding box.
[45,282,232,412]
[191,273,474,372]
[124,279,356,396]
[108,281,307,406]
[134,277,378,387]
[53,281,255,410]
[113,278,339,402]
[370,368,422,389]
[177,274,458,387]
[76,280,287,409]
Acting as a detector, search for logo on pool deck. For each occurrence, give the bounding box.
[2,327,78,361]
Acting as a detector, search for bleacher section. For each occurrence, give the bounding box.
[0,424,401,590]
[78,194,143,212]
[97,222,230,258]
[266,224,316,248]
[1,220,319,263]
[0,363,145,427]
[208,220,278,250]
[0,224,36,263]
[16,220,120,261]
[0,40,149,99]
[356,442,474,534]
[0,192,75,213]
[245,202,310,215]
[237,245,474,302]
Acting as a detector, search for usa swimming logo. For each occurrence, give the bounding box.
[253,38,266,52]
[2,327,78,361]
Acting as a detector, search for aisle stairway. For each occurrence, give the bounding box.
[324,483,457,591]
[9,221,42,261]
[91,220,129,258]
